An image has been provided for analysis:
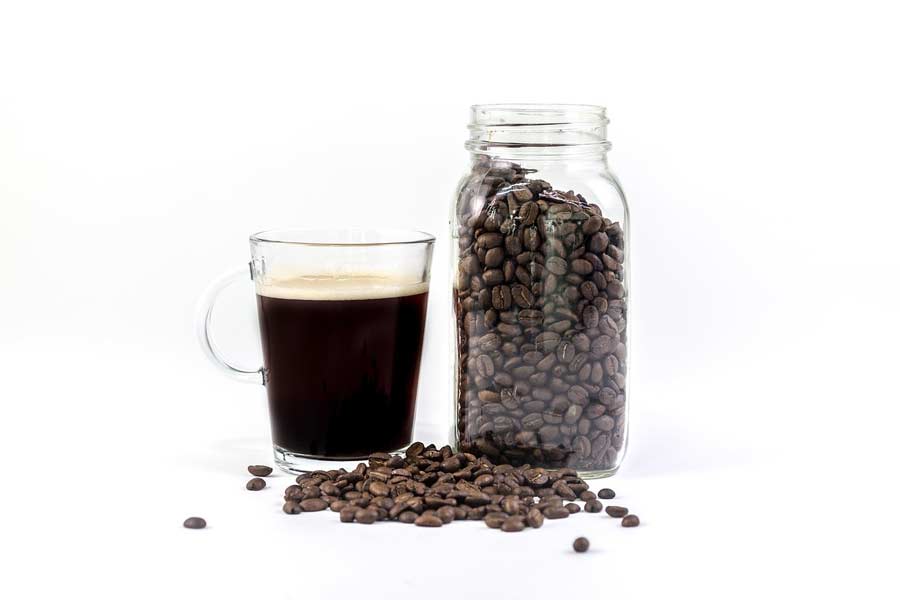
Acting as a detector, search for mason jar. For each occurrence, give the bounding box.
[452,104,630,478]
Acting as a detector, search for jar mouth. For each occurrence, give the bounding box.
[467,103,611,155]
[250,228,436,247]
[469,103,609,128]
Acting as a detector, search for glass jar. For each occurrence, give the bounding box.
[452,104,629,478]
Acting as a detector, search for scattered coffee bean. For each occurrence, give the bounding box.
[544,506,570,519]
[339,507,356,522]
[246,477,266,491]
[605,506,628,518]
[355,509,378,524]
[415,514,443,527]
[526,507,544,529]
[573,537,590,553]
[283,501,302,515]
[299,498,328,512]
[398,511,418,524]
[584,500,603,513]
[598,488,616,500]
[247,465,273,477]
[565,503,581,514]
[501,516,526,532]
[579,491,597,502]
[484,513,507,529]
[183,517,206,529]
[622,514,640,527]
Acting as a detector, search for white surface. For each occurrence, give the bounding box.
[1,1,898,598]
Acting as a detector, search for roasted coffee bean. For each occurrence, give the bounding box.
[622,514,640,527]
[580,491,597,502]
[501,516,526,532]
[484,512,507,529]
[573,537,590,553]
[299,498,329,512]
[598,488,616,500]
[355,509,378,524]
[565,503,581,514]
[339,506,356,522]
[183,517,206,529]
[247,465,273,477]
[398,511,418,524]
[584,500,603,513]
[526,507,544,528]
[283,501,303,515]
[544,506,570,519]
[414,514,443,527]
[246,478,266,491]
[605,506,628,518]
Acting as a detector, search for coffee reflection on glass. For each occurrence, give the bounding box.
[197,229,434,473]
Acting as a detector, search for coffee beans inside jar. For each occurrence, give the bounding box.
[453,157,628,473]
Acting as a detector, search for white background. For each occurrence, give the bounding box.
[1,1,898,598]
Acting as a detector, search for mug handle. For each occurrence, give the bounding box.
[195,263,265,385]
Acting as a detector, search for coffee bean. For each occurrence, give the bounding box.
[299,498,328,512]
[247,465,273,477]
[484,512,507,529]
[565,502,581,514]
[398,511,418,524]
[543,506,570,519]
[622,514,640,527]
[598,488,616,500]
[573,537,590,553]
[414,514,443,527]
[580,491,597,501]
[183,517,206,529]
[584,500,603,513]
[246,477,266,491]
[526,507,544,528]
[355,509,378,524]
[605,506,628,518]
[501,516,526,532]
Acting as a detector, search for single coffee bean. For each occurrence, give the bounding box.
[622,514,640,527]
[281,501,302,515]
[299,498,329,512]
[501,516,526,532]
[605,505,628,518]
[544,506,570,519]
[436,506,456,524]
[414,514,443,527]
[183,517,206,529]
[526,507,544,528]
[484,512,507,529]
[598,488,616,500]
[355,509,378,524]
[584,500,603,513]
[247,465,273,477]
[580,491,597,501]
[565,502,581,514]
[246,477,266,491]
[338,506,356,522]
[398,511,418,524]
[573,537,590,553]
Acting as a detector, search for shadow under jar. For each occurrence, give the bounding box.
[452,104,630,478]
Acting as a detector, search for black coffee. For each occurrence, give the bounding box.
[256,276,428,458]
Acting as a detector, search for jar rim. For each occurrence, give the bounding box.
[469,103,609,127]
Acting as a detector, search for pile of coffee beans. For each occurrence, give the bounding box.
[278,442,640,531]
[453,156,627,472]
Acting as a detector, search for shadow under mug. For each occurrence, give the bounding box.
[197,229,435,473]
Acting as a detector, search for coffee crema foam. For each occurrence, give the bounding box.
[256,274,429,301]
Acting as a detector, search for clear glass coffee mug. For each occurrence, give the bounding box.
[197,229,435,473]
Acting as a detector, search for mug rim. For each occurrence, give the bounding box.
[250,228,436,247]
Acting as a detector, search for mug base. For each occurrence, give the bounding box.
[272,443,410,474]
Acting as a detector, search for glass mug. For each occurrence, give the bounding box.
[197,229,435,473]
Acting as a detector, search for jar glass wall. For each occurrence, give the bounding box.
[452,104,629,478]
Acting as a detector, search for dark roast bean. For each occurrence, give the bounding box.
[584,500,603,513]
[526,507,544,528]
[484,512,507,529]
[622,514,640,527]
[544,506,570,519]
[501,517,526,532]
[246,478,266,491]
[247,465,273,477]
[573,537,590,553]
[565,502,581,514]
[414,514,443,527]
[183,517,206,529]
[605,506,628,518]
[299,498,329,512]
